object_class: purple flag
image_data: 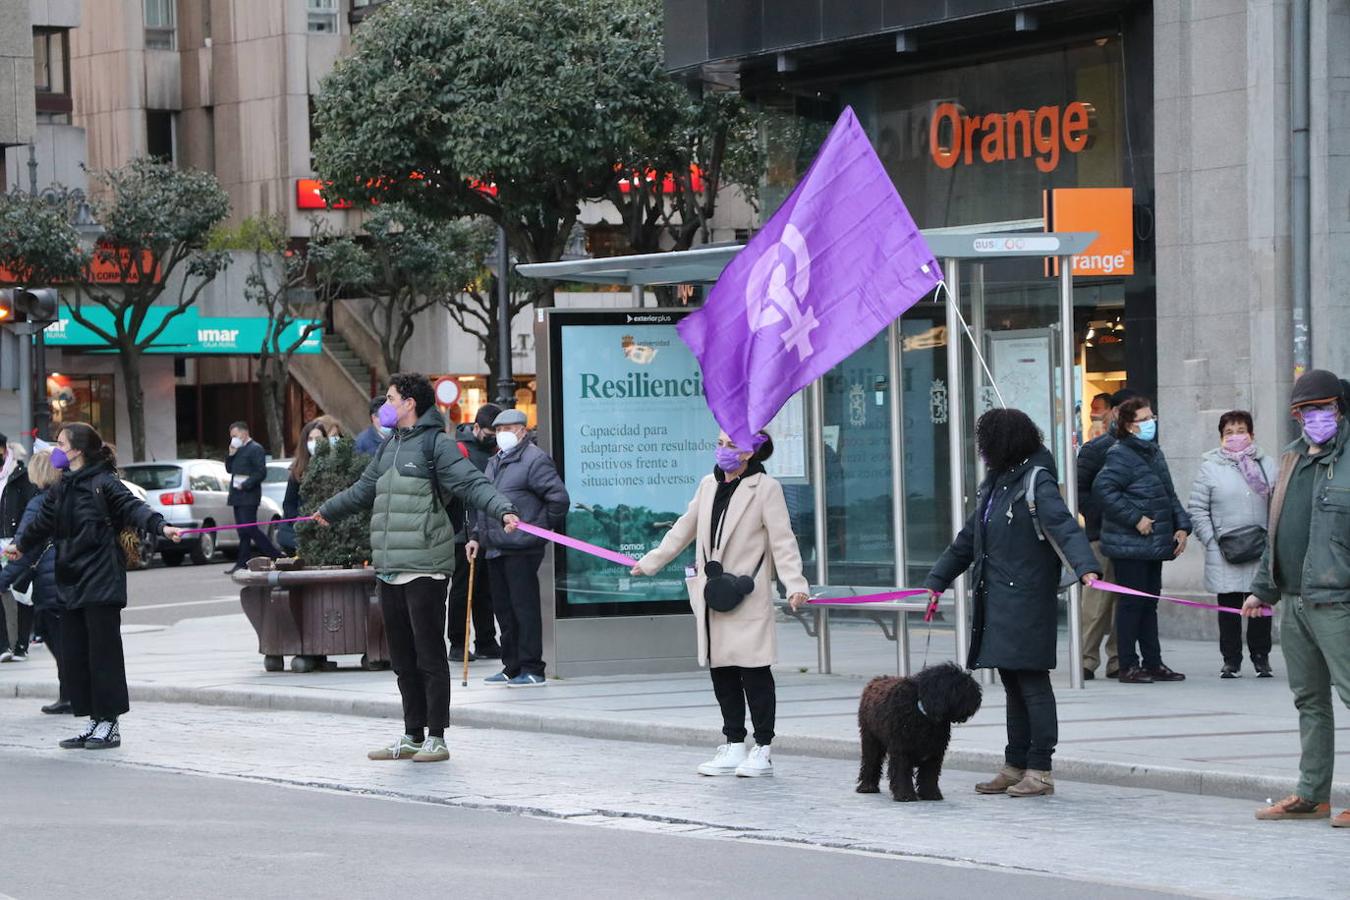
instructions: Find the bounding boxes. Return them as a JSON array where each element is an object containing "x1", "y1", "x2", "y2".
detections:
[{"x1": 678, "y1": 107, "x2": 941, "y2": 449}]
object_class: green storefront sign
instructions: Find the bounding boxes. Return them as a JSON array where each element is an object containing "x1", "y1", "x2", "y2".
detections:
[{"x1": 45, "y1": 307, "x2": 322, "y2": 354}]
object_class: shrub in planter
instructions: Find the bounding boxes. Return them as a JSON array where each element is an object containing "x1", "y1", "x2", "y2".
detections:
[{"x1": 295, "y1": 436, "x2": 371, "y2": 567}]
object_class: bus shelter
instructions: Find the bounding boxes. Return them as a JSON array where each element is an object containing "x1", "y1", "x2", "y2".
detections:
[{"x1": 520, "y1": 228, "x2": 1099, "y2": 687}]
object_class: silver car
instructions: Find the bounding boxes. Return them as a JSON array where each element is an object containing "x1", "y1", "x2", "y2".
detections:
[
  {"x1": 120, "y1": 459, "x2": 283, "y2": 566},
  {"x1": 262, "y1": 459, "x2": 292, "y2": 512}
]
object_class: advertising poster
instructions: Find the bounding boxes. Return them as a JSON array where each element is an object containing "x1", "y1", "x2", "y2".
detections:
[{"x1": 550, "y1": 310, "x2": 803, "y2": 616}]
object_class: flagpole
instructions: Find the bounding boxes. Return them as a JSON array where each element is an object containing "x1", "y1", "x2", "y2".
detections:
[
  {"x1": 1059, "y1": 259, "x2": 1085, "y2": 690},
  {"x1": 942, "y1": 259, "x2": 972, "y2": 675}
]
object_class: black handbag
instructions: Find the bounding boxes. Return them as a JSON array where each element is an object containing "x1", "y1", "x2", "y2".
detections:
[
  {"x1": 1218, "y1": 525, "x2": 1267, "y2": 564},
  {"x1": 702, "y1": 556, "x2": 763, "y2": 613}
]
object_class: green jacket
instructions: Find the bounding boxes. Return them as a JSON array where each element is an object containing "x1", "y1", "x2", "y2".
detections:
[
  {"x1": 1250, "y1": 425, "x2": 1350, "y2": 606},
  {"x1": 318, "y1": 407, "x2": 515, "y2": 575}
]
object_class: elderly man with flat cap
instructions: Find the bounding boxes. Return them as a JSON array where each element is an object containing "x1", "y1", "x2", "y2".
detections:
[
  {"x1": 1247, "y1": 369, "x2": 1350, "y2": 827},
  {"x1": 468, "y1": 409, "x2": 570, "y2": 687}
]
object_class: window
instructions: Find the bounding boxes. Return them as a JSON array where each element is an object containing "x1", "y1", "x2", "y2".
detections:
[
  {"x1": 33, "y1": 29, "x2": 72, "y2": 117},
  {"x1": 50, "y1": 374, "x2": 117, "y2": 444},
  {"x1": 122, "y1": 465, "x2": 184, "y2": 492},
  {"x1": 147, "y1": 110, "x2": 176, "y2": 163},
  {"x1": 144, "y1": 0, "x2": 176, "y2": 50},
  {"x1": 308, "y1": 0, "x2": 339, "y2": 33}
]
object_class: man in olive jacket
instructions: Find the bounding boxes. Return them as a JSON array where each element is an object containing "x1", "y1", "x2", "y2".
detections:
[
  {"x1": 1245, "y1": 369, "x2": 1350, "y2": 827},
  {"x1": 314, "y1": 373, "x2": 518, "y2": 762}
]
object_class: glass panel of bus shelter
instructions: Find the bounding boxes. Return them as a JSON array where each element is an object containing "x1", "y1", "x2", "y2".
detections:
[
  {"x1": 898, "y1": 296, "x2": 954, "y2": 585},
  {"x1": 822, "y1": 329, "x2": 895, "y2": 586}
]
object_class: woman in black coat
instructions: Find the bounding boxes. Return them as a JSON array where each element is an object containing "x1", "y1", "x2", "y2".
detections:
[
  {"x1": 0, "y1": 450, "x2": 67, "y2": 712},
  {"x1": 924, "y1": 409, "x2": 1099, "y2": 798},
  {"x1": 1092, "y1": 396, "x2": 1192, "y2": 684},
  {"x1": 4, "y1": 424, "x2": 184, "y2": 750},
  {"x1": 278, "y1": 418, "x2": 329, "y2": 554}
]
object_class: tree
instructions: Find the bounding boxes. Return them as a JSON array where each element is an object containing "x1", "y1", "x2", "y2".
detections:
[
  {"x1": 311, "y1": 0, "x2": 677, "y2": 309},
  {"x1": 294, "y1": 438, "x2": 371, "y2": 567},
  {"x1": 0, "y1": 159, "x2": 230, "y2": 461},
  {"x1": 209, "y1": 216, "x2": 371, "y2": 457},
  {"x1": 348, "y1": 204, "x2": 484, "y2": 377}
]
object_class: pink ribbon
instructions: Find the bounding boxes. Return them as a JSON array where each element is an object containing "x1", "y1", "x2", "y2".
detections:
[
  {"x1": 1089, "y1": 578, "x2": 1273, "y2": 617},
  {"x1": 514, "y1": 521, "x2": 639, "y2": 568},
  {"x1": 177, "y1": 515, "x2": 315, "y2": 536},
  {"x1": 807, "y1": 589, "x2": 930, "y2": 606}
]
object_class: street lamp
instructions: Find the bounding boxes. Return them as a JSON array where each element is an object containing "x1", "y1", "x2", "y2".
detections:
[{"x1": 489, "y1": 226, "x2": 515, "y2": 407}]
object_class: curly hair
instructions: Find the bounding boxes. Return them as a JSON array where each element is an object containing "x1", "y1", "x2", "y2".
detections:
[
  {"x1": 388, "y1": 372, "x2": 435, "y2": 416},
  {"x1": 974, "y1": 408, "x2": 1042, "y2": 473},
  {"x1": 1115, "y1": 396, "x2": 1154, "y2": 434}
]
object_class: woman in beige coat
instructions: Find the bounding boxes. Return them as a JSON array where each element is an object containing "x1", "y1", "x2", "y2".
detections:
[{"x1": 632, "y1": 432, "x2": 810, "y2": 778}]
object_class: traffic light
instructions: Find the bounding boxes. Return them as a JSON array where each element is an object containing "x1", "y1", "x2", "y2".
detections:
[{"x1": 0, "y1": 288, "x2": 59, "y2": 324}]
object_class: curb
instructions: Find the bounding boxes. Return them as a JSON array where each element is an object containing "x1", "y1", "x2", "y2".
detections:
[{"x1": 8, "y1": 678, "x2": 1347, "y2": 806}]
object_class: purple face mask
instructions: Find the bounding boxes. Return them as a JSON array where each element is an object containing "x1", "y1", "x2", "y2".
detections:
[
  {"x1": 51, "y1": 448, "x2": 70, "y2": 470},
  {"x1": 715, "y1": 447, "x2": 745, "y2": 472},
  {"x1": 378, "y1": 401, "x2": 400, "y2": 429},
  {"x1": 1301, "y1": 408, "x2": 1339, "y2": 445}
]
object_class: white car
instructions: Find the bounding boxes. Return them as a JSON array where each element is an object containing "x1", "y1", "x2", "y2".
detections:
[{"x1": 262, "y1": 459, "x2": 292, "y2": 512}]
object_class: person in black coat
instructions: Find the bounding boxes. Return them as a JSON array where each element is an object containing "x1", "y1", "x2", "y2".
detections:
[
  {"x1": 277, "y1": 419, "x2": 330, "y2": 554},
  {"x1": 225, "y1": 421, "x2": 281, "y2": 573},
  {"x1": 447, "y1": 403, "x2": 501, "y2": 660},
  {"x1": 0, "y1": 450, "x2": 68, "y2": 711},
  {"x1": 924, "y1": 409, "x2": 1099, "y2": 798},
  {"x1": 1092, "y1": 396, "x2": 1193, "y2": 684},
  {"x1": 5, "y1": 423, "x2": 185, "y2": 750}
]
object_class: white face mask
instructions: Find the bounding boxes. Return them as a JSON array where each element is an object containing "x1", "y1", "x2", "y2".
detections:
[
  {"x1": 329, "y1": 436, "x2": 339, "y2": 446},
  {"x1": 229, "y1": 436, "x2": 244, "y2": 450},
  {"x1": 496, "y1": 431, "x2": 521, "y2": 453},
  {"x1": 306, "y1": 440, "x2": 318, "y2": 456}
]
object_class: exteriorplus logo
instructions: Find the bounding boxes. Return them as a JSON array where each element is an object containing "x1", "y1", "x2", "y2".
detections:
[{"x1": 930, "y1": 101, "x2": 1096, "y2": 173}]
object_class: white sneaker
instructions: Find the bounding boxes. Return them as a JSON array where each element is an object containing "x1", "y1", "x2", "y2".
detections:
[
  {"x1": 696, "y1": 742, "x2": 748, "y2": 776},
  {"x1": 735, "y1": 744, "x2": 773, "y2": 778}
]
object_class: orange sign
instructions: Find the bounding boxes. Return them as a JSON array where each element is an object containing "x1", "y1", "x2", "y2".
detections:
[
  {"x1": 0, "y1": 242, "x2": 162, "y2": 285},
  {"x1": 1044, "y1": 188, "x2": 1134, "y2": 277},
  {"x1": 296, "y1": 178, "x2": 354, "y2": 210},
  {"x1": 930, "y1": 101, "x2": 1095, "y2": 173}
]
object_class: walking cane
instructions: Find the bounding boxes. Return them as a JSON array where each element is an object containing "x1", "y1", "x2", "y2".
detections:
[{"x1": 461, "y1": 555, "x2": 476, "y2": 687}]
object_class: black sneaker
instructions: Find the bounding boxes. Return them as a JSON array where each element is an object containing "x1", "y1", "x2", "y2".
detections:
[
  {"x1": 1220, "y1": 664, "x2": 1241, "y2": 679},
  {"x1": 85, "y1": 720, "x2": 121, "y2": 750},
  {"x1": 41, "y1": 700, "x2": 72, "y2": 715},
  {"x1": 449, "y1": 645, "x2": 477, "y2": 662},
  {"x1": 1253, "y1": 657, "x2": 1275, "y2": 678},
  {"x1": 60, "y1": 719, "x2": 98, "y2": 749},
  {"x1": 8, "y1": 646, "x2": 27, "y2": 662},
  {"x1": 1083, "y1": 668, "x2": 1096, "y2": 681}
]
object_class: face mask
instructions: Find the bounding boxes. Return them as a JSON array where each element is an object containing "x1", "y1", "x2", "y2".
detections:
[
  {"x1": 375, "y1": 424, "x2": 391, "y2": 437},
  {"x1": 479, "y1": 433, "x2": 497, "y2": 449},
  {"x1": 1301, "y1": 408, "x2": 1339, "y2": 445},
  {"x1": 715, "y1": 446, "x2": 746, "y2": 472},
  {"x1": 496, "y1": 431, "x2": 520, "y2": 453},
  {"x1": 378, "y1": 402, "x2": 400, "y2": 429},
  {"x1": 329, "y1": 436, "x2": 340, "y2": 446},
  {"x1": 229, "y1": 436, "x2": 244, "y2": 450},
  {"x1": 51, "y1": 448, "x2": 70, "y2": 470},
  {"x1": 1222, "y1": 434, "x2": 1252, "y2": 453},
  {"x1": 1136, "y1": 420, "x2": 1157, "y2": 442},
  {"x1": 306, "y1": 440, "x2": 318, "y2": 456}
]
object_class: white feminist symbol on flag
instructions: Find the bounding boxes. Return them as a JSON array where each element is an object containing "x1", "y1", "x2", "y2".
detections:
[{"x1": 745, "y1": 224, "x2": 820, "y2": 361}]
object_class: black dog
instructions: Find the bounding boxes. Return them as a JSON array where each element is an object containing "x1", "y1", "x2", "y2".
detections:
[{"x1": 856, "y1": 662, "x2": 983, "y2": 802}]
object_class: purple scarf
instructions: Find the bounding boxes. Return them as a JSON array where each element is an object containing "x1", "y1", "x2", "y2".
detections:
[{"x1": 1221, "y1": 441, "x2": 1270, "y2": 497}]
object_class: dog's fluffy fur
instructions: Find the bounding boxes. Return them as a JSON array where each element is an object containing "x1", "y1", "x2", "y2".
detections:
[{"x1": 856, "y1": 662, "x2": 984, "y2": 801}]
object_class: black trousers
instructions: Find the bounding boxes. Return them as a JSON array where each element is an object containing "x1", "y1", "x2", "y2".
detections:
[
  {"x1": 710, "y1": 665, "x2": 776, "y2": 745},
  {"x1": 447, "y1": 541, "x2": 496, "y2": 651},
  {"x1": 380, "y1": 577, "x2": 451, "y2": 738},
  {"x1": 63, "y1": 606, "x2": 129, "y2": 721},
  {"x1": 998, "y1": 668, "x2": 1057, "y2": 771},
  {"x1": 1217, "y1": 591, "x2": 1273, "y2": 667},
  {"x1": 488, "y1": 551, "x2": 546, "y2": 678},
  {"x1": 233, "y1": 504, "x2": 281, "y2": 564},
  {"x1": 1112, "y1": 558, "x2": 1165, "y2": 671},
  {"x1": 38, "y1": 609, "x2": 66, "y2": 700},
  {"x1": 0, "y1": 597, "x2": 33, "y2": 652}
]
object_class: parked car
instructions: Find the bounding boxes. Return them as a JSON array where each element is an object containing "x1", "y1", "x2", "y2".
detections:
[
  {"x1": 120, "y1": 459, "x2": 283, "y2": 566},
  {"x1": 262, "y1": 459, "x2": 292, "y2": 512}
]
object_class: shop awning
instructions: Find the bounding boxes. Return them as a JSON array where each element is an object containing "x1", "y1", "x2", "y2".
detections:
[{"x1": 514, "y1": 217, "x2": 1092, "y2": 285}]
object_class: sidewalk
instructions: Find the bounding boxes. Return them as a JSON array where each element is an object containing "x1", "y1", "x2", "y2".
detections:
[{"x1": 3, "y1": 611, "x2": 1347, "y2": 806}]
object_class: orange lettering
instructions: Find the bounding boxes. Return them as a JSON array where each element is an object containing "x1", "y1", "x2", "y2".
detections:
[
  {"x1": 979, "y1": 114, "x2": 1006, "y2": 163},
  {"x1": 929, "y1": 101, "x2": 1094, "y2": 172},
  {"x1": 929, "y1": 102, "x2": 962, "y2": 170},
  {"x1": 962, "y1": 115, "x2": 981, "y2": 165},
  {"x1": 1007, "y1": 109, "x2": 1033, "y2": 158},
  {"x1": 1033, "y1": 106, "x2": 1059, "y2": 173},
  {"x1": 1063, "y1": 101, "x2": 1091, "y2": 152}
]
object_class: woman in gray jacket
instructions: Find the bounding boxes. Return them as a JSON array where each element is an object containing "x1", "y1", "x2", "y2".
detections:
[{"x1": 1187, "y1": 410, "x2": 1277, "y2": 678}]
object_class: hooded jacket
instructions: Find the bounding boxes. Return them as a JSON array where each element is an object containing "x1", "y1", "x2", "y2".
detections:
[
  {"x1": 1093, "y1": 435, "x2": 1193, "y2": 561},
  {"x1": 17, "y1": 461, "x2": 165, "y2": 609},
  {"x1": 318, "y1": 406, "x2": 515, "y2": 575},
  {"x1": 924, "y1": 447, "x2": 1098, "y2": 671}
]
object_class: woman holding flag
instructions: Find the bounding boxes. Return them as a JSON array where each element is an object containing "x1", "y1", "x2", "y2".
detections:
[{"x1": 632, "y1": 431, "x2": 810, "y2": 779}]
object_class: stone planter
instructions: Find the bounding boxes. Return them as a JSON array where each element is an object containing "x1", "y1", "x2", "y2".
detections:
[{"x1": 233, "y1": 564, "x2": 391, "y2": 673}]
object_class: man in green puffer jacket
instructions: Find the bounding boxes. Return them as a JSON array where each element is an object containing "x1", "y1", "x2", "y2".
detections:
[
  {"x1": 314, "y1": 373, "x2": 518, "y2": 763},
  {"x1": 1244, "y1": 369, "x2": 1350, "y2": 827}
]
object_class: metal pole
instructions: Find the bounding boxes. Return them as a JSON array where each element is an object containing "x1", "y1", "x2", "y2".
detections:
[
  {"x1": 630, "y1": 284, "x2": 643, "y2": 307},
  {"x1": 17, "y1": 326, "x2": 33, "y2": 454},
  {"x1": 809, "y1": 378, "x2": 828, "y2": 589},
  {"x1": 971, "y1": 263, "x2": 988, "y2": 487},
  {"x1": 1059, "y1": 260, "x2": 1084, "y2": 690},
  {"x1": 33, "y1": 327, "x2": 50, "y2": 440},
  {"x1": 887, "y1": 319, "x2": 907, "y2": 585},
  {"x1": 27, "y1": 145, "x2": 38, "y2": 196},
  {"x1": 943, "y1": 259, "x2": 970, "y2": 669},
  {"x1": 1291, "y1": 0, "x2": 1311, "y2": 382},
  {"x1": 494, "y1": 225, "x2": 515, "y2": 407}
]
